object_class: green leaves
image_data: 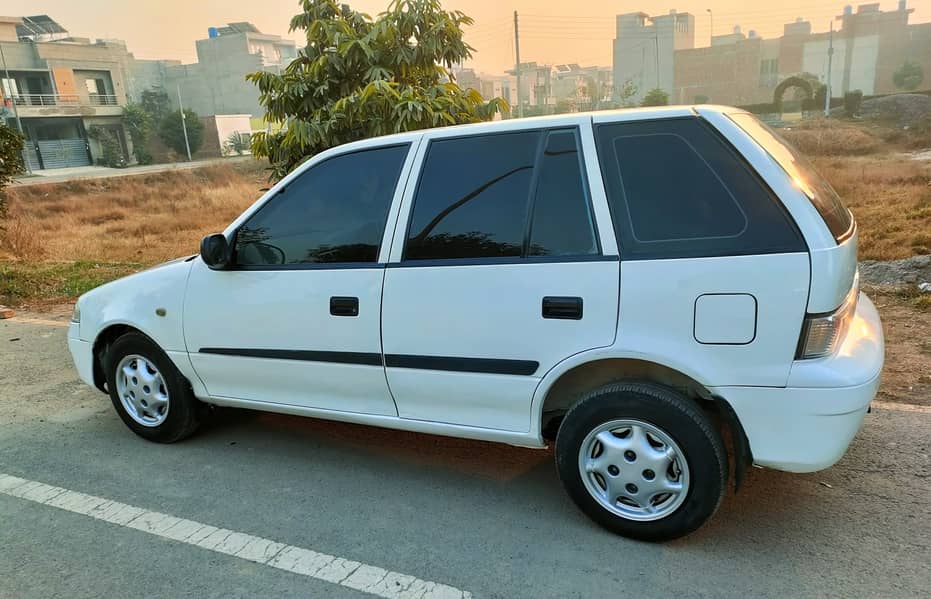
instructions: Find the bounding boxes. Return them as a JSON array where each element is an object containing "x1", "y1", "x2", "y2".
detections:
[
  {"x1": 0, "y1": 124, "x2": 25, "y2": 194},
  {"x1": 249, "y1": 0, "x2": 506, "y2": 180}
]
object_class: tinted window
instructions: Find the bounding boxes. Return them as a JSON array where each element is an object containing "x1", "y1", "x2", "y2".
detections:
[
  {"x1": 235, "y1": 145, "x2": 408, "y2": 266},
  {"x1": 729, "y1": 112, "x2": 853, "y2": 241},
  {"x1": 405, "y1": 131, "x2": 540, "y2": 260},
  {"x1": 612, "y1": 133, "x2": 747, "y2": 242},
  {"x1": 596, "y1": 118, "x2": 805, "y2": 260},
  {"x1": 529, "y1": 131, "x2": 598, "y2": 256}
]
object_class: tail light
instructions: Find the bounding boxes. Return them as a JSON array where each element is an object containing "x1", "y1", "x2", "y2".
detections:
[{"x1": 796, "y1": 275, "x2": 859, "y2": 360}]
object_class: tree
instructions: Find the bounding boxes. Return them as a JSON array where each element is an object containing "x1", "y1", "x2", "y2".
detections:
[
  {"x1": 617, "y1": 79, "x2": 638, "y2": 107},
  {"x1": 140, "y1": 88, "x2": 172, "y2": 125},
  {"x1": 0, "y1": 123, "x2": 24, "y2": 220},
  {"x1": 123, "y1": 102, "x2": 154, "y2": 164},
  {"x1": 0, "y1": 124, "x2": 23, "y2": 191},
  {"x1": 893, "y1": 61, "x2": 924, "y2": 91},
  {"x1": 641, "y1": 88, "x2": 669, "y2": 107},
  {"x1": 247, "y1": 0, "x2": 508, "y2": 179},
  {"x1": 158, "y1": 109, "x2": 204, "y2": 158}
]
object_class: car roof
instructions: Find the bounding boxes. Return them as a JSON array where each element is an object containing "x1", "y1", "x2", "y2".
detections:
[{"x1": 330, "y1": 104, "x2": 743, "y2": 153}]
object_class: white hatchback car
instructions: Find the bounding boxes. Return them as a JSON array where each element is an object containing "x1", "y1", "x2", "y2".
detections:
[{"x1": 68, "y1": 106, "x2": 883, "y2": 541}]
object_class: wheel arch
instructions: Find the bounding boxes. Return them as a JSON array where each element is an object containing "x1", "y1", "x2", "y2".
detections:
[
  {"x1": 534, "y1": 352, "x2": 752, "y2": 489},
  {"x1": 536, "y1": 356, "x2": 715, "y2": 441},
  {"x1": 91, "y1": 323, "x2": 164, "y2": 392}
]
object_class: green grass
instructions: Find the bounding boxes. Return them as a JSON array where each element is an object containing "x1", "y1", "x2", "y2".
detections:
[{"x1": 0, "y1": 261, "x2": 142, "y2": 306}]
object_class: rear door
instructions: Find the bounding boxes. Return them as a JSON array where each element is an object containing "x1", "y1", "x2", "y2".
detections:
[
  {"x1": 381, "y1": 124, "x2": 620, "y2": 432},
  {"x1": 593, "y1": 115, "x2": 811, "y2": 386}
]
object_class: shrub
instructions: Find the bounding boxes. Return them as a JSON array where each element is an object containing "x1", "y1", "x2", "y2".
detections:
[
  {"x1": 224, "y1": 132, "x2": 249, "y2": 156},
  {"x1": 87, "y1": 126, "x2": 126, "y2": 168},
  {"x1": 893, "y1": 61, "x2": 924, "y2": 91},
  {"x1": 158, "y1": 109, "x2": 204, "y2": 158},
  {"x1": 640, "y1": 88, "x2": 669, "y2": 107},
  {"x1": 844, "y1": 90, "x2": 864, "y2": 117}
]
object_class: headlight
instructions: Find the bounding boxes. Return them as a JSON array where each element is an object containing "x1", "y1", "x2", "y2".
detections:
[
  {"x1": 796, "y1": 276, "x2": 858, "y2": 360},
  {"x1": 71, "y1": 302, "x2": 81, "y2": 323}
]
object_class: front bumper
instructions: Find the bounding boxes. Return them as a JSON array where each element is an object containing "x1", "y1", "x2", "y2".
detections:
[
  {"x1": 712, "y1": 292, "x2": 884, "y2": 473},
  {"x1": 68, "y1": 322, "x2": 95, "y2": 388}
]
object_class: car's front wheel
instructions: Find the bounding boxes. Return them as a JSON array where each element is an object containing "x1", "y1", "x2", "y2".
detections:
[
  {"x1": 104, "y1": 332, "x2": 201, "y2": 443},
  {"x1": 555, "y1": 381, "x2": 727, "y2": 541}
]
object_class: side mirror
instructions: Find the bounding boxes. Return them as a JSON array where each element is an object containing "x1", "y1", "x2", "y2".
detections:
[{"x1": 200, "y1": 233, "x2": 232, "y2": 270}]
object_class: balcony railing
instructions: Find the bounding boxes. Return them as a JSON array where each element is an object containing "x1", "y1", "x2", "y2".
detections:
[
  {"x1": 4, "y1": 93, "x2": 119, "y2": 107},
  {"x1": 88, "y1": 94, "x2": 119, "y2": 106}
]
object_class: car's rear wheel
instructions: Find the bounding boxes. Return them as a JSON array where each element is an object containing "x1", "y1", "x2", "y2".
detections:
[
  {"x1": 104, "y1": 332, "x2": 201, "y2": 443},
  {"x1": 555, "y1": 381, "x2": 727, "y2": 541}
]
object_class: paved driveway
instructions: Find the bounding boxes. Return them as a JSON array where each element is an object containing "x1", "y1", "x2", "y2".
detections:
[{"x1": 1, "y1": 317, "x2": 928, "y2": 598}]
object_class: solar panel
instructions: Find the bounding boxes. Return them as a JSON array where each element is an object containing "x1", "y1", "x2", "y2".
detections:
[{"x1": 16, "y1": 15, "x2": 68, "y2": 39}]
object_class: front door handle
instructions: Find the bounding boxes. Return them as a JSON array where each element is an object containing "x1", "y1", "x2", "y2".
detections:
[
  {"x1": 330, "y1": 296, "x2": 359, "y2": 317},
  {"x1": 542, "y1": 296, "x2": 583, "y2": 320}
]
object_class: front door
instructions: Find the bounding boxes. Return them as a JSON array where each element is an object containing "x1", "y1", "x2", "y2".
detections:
[
  {"x1": 381, "y1": 127, "x2": 620, "y2": 432},
  {"x1": 184, "y1": 143, "x2": 413, "y2": 416}
]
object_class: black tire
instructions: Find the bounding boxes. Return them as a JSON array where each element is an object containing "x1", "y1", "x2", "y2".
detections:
[
  {"x1": 555, "y1": 381, "x2": 727, "y2": 542},
  {"x1": 104, "y1": 332, "x2": 201, "y2": 443}
]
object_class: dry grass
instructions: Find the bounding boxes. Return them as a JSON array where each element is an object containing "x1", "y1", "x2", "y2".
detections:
[
  {"x1": 780, "y1": 120, "x2": 887, "y2": 156},
  {"x1": 1, "y1": 161, "x2": 267, "y2": 264},
  {"x1": 811, "y1": 155, "x2": 931, "y2": 260}
]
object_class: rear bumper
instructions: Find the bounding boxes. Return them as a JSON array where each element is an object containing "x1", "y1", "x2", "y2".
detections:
[
  {"x1": 712, "y1": 292, "x2": 884, "y2": 473},
  {"x1": 68, "y1": 323, "x2": 95, "y2": 388}
]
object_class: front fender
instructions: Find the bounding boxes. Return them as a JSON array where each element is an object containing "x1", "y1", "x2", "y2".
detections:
[{"x1": 79, "y1": 258, "x2": 195, "y2": 352}]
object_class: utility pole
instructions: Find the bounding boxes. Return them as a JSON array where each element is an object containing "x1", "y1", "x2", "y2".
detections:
[
  {"x1": 176, "y1": 83, "x2": 193, "y2": 162},
  {"x1": 514, "y1": 10, "x2": 523, "y2": 118},
  {"x1": 824, "y1": 22, "x2": 834, "y2": 117},
  {"x1": 0, "y1": 41, "x2": 31, "y2": 173}
]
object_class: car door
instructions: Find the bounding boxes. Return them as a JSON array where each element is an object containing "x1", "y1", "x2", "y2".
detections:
[
  {"x1": 183, "y1": 142, "x2": 415, "y2": 415},
  {"x1": 381, "y1": 124, "x2": 620, "y2": 432}
]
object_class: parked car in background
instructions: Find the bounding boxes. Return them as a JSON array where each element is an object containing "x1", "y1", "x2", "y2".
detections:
[{"x1": 68, "y1": 106, "x2": 883, "y2": 541}]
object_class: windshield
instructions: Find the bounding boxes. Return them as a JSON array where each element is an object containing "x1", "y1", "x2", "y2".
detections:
[{"x1": 728, "y1": 112, "x2": 854, "y2": 242}]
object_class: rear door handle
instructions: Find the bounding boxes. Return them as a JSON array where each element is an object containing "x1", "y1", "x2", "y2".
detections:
[
  {"x1": 330, "y1": 296, "x2": 359, "y2": 317},
  {"x1": 542, "y1": 296, "x2": 583, "y2": 320}
]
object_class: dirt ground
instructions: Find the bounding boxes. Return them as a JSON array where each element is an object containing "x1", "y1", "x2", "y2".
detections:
[{"x1": 866, "y1": 290, "x2": 931, "y2": 408}]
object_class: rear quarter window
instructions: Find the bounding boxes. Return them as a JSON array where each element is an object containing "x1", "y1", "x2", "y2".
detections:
[
  {"x1": 728, "y1": 112, "x2": 854, "y2": 242},
  {"x1": 595, "y1": 117, "x2": 806, "y2": 260}
]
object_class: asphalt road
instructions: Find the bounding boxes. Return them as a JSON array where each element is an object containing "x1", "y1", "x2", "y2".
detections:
[{"x1": 1, "y1": 317, "x2": 929, "y2": 598}]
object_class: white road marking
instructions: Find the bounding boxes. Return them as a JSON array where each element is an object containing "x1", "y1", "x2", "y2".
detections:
[
  {"x1": 0, "y1": 473, "x2": 470, "y2": 599},
  {"x1": 871, "y1": 401, "x2": 931, "y2": 415}
]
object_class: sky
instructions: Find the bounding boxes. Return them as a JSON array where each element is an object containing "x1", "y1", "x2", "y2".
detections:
[{"x1": 5, "y1": 1, "x2": 930, "y2": 74}]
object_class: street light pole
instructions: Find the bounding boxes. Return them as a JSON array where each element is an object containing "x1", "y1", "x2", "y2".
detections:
[
  {"x1": 0, "y1": 41, "x2": 31, "y2": 173},
  {"x1": 706, "y1": 9, "x2": 713, "y2": 45},
  {"x1": 176, "y1": 83, "x2": 192, "y2": 162}
]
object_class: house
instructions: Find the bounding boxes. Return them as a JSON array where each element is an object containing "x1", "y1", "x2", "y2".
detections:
[{"x1": 0, "y1": 15, "x2": 136, "y2": 170}]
